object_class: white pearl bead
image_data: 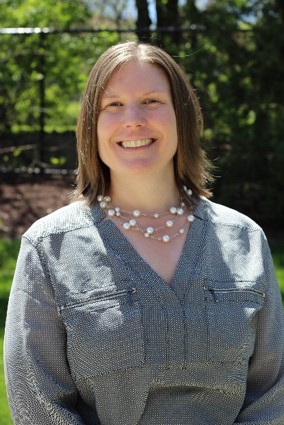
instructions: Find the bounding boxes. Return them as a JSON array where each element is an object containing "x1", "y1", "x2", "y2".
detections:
[
  {"x1": 166, "y1": 220, "x2": 174, "y2": 228},
  {"x1": 187, "y1": 214, "x2": 194, "y2": 222},
  {"x1": 105, "y1": 196, "x2": 111, "y2": 202},
  {"x1": 154, "y1": 213, "x2": 159, "y2": 218},
  {"x1": 97, "y1": 195, "x2": 104, "y2": 202},
  {"x1": 146, "y1": 227, "x2": 154, "y2": 234},
  {"x1": 187, "y1": 189, "x2": 193, "y2": 196},
  {"x1": 129, "y1": 219, "x2": 136, "y2": 227},
  {"x1": 100, "y1": 201, "x2": 107, "y2": 209},
  {"x1": 108, "y1": 209, "x2": 115, "y2": 217},
  {"x1": 123, "y1": 222, "x2": 131, "y2": 230},
  {"x1": 133, "y1": 210, "x2": 141, "y2": 217},
  {"x1": 170, "y1": 207, "x2": 177, "y2": 214},
  {"x1": 162, "y1": 235, "x2": 170, "y2": 243},
  {"x1": 144, "y1": 232, "x2": 150, "y2": 238},
  {"x1": 177, "y1": 208, "x2": 184, "y2": 215},
  {"x1": 179, "y1": 228, "x2": 185, "y2": 234}
]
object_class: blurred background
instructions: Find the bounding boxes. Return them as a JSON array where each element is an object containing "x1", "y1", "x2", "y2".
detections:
[
  {"x1": 1, "y1": 0, "x2": 284, "y2": 233},
  {"x1": 0, "y1": 1, "x2": 284, "y2": 423}
]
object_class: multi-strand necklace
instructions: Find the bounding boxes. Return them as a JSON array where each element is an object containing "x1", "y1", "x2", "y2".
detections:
[{"x1": 97, "y1": 186, "x2": 194, "y2": 243}]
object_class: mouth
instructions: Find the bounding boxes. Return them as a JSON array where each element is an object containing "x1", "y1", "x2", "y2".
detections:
[{"x1": 118, "y1": 138, "x2": 155, "y2": 149}]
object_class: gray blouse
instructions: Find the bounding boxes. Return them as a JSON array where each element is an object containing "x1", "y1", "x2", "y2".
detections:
[{"x1": 4, "y1": 198, "x2": 284, "y2": 424}]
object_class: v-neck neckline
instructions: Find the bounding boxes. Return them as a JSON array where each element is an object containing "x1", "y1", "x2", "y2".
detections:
[{"x1": 93, "y1": 200, "x2": 207, "y2": 289}]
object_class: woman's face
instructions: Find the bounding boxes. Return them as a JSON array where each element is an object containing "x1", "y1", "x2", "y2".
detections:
[{"x1": 97, "y1": 60, "x2": 178, "y2": 181}]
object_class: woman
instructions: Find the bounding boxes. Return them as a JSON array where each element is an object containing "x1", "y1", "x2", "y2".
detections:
[{"x1": 4, "y1": 41, "x2": 284, "y2": 424}]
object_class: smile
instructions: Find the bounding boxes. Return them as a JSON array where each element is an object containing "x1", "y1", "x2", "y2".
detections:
[{"x1": 120, "y1": 139, "x2": 154, "y2": 148}]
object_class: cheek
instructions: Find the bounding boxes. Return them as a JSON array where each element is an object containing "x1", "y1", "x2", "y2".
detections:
[
  {"x1": 164, "y1": 110, "x2": 178, "y2": 141},
  {"x1": 97, "y1": 113, "x2": 117, "y2": 142},
  {"x1": 96, "y1": 118, "x2": 106, "y2": 160},
  {"x1": 96, "y1": 115, "x2": 105, "y2": 141},
  {"x1": 159, "y1": 107, "x2": 177, "y2": 129},
  {"x1": 96, "y1": 115, "x2": 110, "y2": 154}
]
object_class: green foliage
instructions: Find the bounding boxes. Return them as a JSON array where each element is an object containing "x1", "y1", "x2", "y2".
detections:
[
  {"x1": 0, "y1": 238, "x2": 20, "y2": 425},
  {"x1": 271, "y1": 241, "x2": 284, "y2": 292},
  {"x1": 177, "y1": 0, "x2": 284, "y2": 224},
  {"x1": 0, "y1": 0, "x2": 129, "y2": 137},
  {"x1": 0, "y1": 0, "x2": 88, "y2": 134},
  {"x1": 0, "y1": 0, "x2": 91, "y2": 28},
  {"x1": 0, "y1": 0, "x2": 284, "y2": 223}
]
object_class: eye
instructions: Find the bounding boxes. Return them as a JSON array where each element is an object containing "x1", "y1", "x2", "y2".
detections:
[
  {"x1": 107, "y1": 101, "x2": 123, "y2": 108},
  {"x1": 100, "y1": 100, "x2": 124, "y2": 111},
  {"x1": 143, "y1": 98, "x2": 160, "y2": 105}
]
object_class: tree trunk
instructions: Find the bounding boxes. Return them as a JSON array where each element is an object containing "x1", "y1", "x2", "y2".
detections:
[
  {"x1": 275, "y1": 0, "x2": 284, "y2": 23},
  {"x1": 156, "y1": 0, "x2": 180, "y2": 45},
  {"x1": 135, "y1": 0, "x2": 152, "y2": 42}
]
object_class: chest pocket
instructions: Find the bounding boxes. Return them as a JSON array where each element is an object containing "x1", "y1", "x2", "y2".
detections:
[
  {"x1": 205, "y1": 286, "x2": 265, "y2": 363},
  {"x1": 60, "y1": 287, "x2": 145, "y2": 380}
]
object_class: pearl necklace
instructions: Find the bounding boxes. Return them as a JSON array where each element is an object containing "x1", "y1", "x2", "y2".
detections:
[{"x1": 97, "y1": 186, "x2": 194, "y2": 243}]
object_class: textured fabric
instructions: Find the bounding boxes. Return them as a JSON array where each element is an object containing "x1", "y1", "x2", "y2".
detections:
[{"x1": 4, "y1": 198, "x2": 284, "y2": 424}]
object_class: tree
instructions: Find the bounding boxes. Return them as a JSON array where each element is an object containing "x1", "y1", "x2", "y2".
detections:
[
  {"x1": 179, "y1": 0, "x2": 284, "y2": 224},
  {"x1": 156, "y1": 0, "x2": 180, "y2": 46},
  {"x1": 135, "y1": 0, "x2": 181, "y2": 46},
  {"x1": 135, "y1": 0, "x2": 152, "y2": 42},
  {"x1": 87, "y1": 0, "x2": 134, "y2": 29},
  {"x1": 1, "y1": 0, "x2": 283, "y2": 224},
  {"x1": 0, "y1": 0, "x2": 123, "y2": 169},
  {"x1": 0, "y1": 0, "x2": 91, "y2": 134}
]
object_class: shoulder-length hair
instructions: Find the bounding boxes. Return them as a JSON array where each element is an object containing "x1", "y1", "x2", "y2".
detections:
[{"x1": 72, "y1": 41, "x2": 213, "y2": 204}]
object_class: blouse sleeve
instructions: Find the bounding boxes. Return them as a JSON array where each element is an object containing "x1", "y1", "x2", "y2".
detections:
[
  {"x1": 4, "y1": 236, "x2": 88, "y2": 424},
  {"x1": 234, "y1": 234, "x2": 284, "y2": 424}
]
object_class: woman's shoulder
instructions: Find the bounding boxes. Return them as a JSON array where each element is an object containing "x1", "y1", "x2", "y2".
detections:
[
  {"x1": 195, "y1": 197, "x2": 263, "y2": 234},
  {"x1": 23, "y1": 201, "x2": 101, "y2": 244}
]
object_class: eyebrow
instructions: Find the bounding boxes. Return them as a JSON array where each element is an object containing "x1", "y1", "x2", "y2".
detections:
[
  {"x1": 101, "y1": 90, "x2": 168, "y2": 99},
  {"x1": 101, "y1": 93, "x2": 119, "y2": 99}
]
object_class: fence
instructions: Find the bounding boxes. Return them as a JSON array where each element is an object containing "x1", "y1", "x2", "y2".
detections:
[
  {"x1": 0, "y1": 26, "x2": 206, "y2": 175},
  {"x1": 1, "y1": 25, "x2": 284, "y2": 226}
]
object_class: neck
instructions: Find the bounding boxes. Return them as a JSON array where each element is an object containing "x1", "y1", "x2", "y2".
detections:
[{"x1": 109, "y1": 173, "x2": 180, "y2": 214}]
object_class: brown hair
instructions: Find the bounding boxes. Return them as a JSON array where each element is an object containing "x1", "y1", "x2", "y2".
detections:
[{"x1": 72, "y1": 41, "x2": 213, "y2": 204}]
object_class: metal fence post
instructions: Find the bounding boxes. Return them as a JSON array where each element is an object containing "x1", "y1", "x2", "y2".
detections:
[{"x1": 38, "y1": 30, "x2": 46, "y2": 172}]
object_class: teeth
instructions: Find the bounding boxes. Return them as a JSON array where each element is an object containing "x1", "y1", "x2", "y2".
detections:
[{"x1": 121, "y1": 139, "x2": 153, "y2": 148}]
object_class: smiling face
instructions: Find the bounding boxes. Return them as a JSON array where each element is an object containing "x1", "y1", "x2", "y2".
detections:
[{"x1": 97, "y1": 60, "x2": 178, "y2": 182}]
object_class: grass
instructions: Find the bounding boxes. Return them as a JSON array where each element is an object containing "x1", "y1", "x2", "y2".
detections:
[
  {"x1": 0, "y1": 237, "x2": 283, "y2": 424},
  {"x1": 271, "y1": 241, "x2": 284, "y2": 295},
  {"x1": 0, "y1": 238, "x2": 20, "y2": 425}
]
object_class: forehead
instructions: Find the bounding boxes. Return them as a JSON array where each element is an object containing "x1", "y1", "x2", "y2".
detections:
[{"x1": 103, "y1": 60, "x2": 171, "y2": 93}]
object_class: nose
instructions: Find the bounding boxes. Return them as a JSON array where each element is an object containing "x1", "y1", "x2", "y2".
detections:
[{"x1": 122, "y1": 104, "x2": 146, "y2": 128}]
